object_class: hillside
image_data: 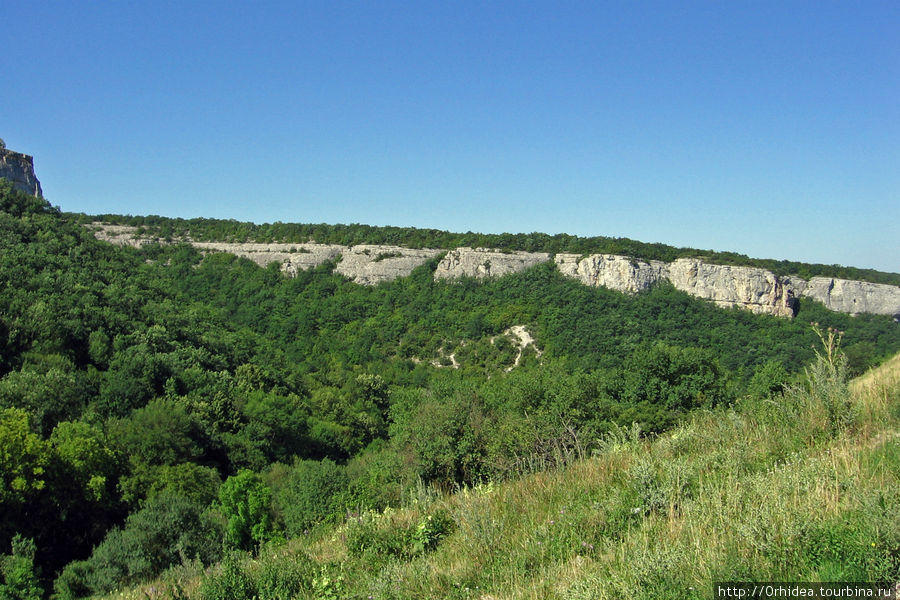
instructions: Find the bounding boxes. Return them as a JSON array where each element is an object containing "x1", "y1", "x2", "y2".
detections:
[
  {"x1": 81, "y1": 213, "x2": 900, "y2": 288},
  {"x1": 105, "y1": 340, "x2": 900, "y2": 600},
  {"x1": 1, "y1": 180, "x2": 899, "y2": 599},
  {"x1": 85, "y1": 222, "x2": 900, "y2": 320}
]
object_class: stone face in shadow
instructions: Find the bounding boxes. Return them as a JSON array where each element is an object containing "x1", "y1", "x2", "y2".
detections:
[{"x1": 0, "y1": 148, "x2": 42, "y2": 197}]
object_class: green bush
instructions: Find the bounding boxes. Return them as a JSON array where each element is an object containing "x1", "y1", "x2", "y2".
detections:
[
  {"x1": 747, "y1": 360, "x2": 791, "y2": 399},
  {"x1": 412, "y1": 508, "x2": 455, "y2": 554},
  {"x1": 345, "y1": 441, "x2": 407, "y2": 511},
  {"x1": 345, "y1": 512, "x2": 415, "y2": 562},
  {"x1": 198, "y1": 554, "x2": 254, "y2": 600},
  {"x1": 253, "y1": 550, "x2": 316, "y2": 599},
  {"x1": 805, "y1": 325, "x2": 854, "y2": 434},
  {"x1": 389, "y1": 389, "x2": 489, "y2": 488},
  {"x1": 53, "y1": 493, "x2": 223, "y2": 597},
  {"x1": 219, "y1": 470, "x2": 277, "y2": 551},
  {"x1": 0, "y1": 535, "x2": 42, "y2": 600},
  {"x1": 276, "y1": 458, "x2": 349, "y2": 537},
  {"x1": 346, "y1": 508, "x2": 455, "y2": 563}
]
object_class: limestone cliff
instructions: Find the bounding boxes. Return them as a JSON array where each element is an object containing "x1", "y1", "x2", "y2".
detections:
[
  {"x1": 554, "y1": 254, "x2": 666, "y2": 294},
  {"x1": 89, "y1": 224, "x2": 343, "y2": 274},
  {"x1": 434, "y1": 248, "x2": 551, "y2": 280},
  {"x1": 792, "y1": 277, "x2": 900, "y2": 317},
  {"x1": 87, "y1": 223, "x2": 900, "y2": 319},
  {"x1": 0, "y1": 148, "x2": 43, "y2": 197},
  {"x1": 334, "y1": 245, "x2": 442, "y2": 285},
  {"x1": 191, "y1": 242, "x2": 343, "y2": 275},
  {"x1": 555, "y1": 254, "x2": 795, "y2": 317},
  {"x1": 666, "y1": 259, "x2": 795, "y2": 318}
]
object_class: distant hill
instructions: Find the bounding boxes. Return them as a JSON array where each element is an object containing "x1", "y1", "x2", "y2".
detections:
[
  {"x1": 79, "y1": 212, "x2": 900, "y2": 287},
  {"x1": 84, "y1": 218, "x2": 900, "y2": 320}
]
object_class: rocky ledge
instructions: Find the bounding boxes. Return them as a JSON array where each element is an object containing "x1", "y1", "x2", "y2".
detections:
[
  {"x1": 0, "y1": 148, "x2": 43, "y2": 197},
  {"x1": 86, "y1": 224, "x2": 900, "y2": 319},
  {"x1": 792, "y1": 277, "x2": 900, "y2": 317},
  {"x1": 434, "y1": 247, "x2": 551, "y2": 280},
  {"x1": 554, "y1": 254, "x2": 899, "y2": 319},
  {"x1": 334, "y1": 245, "x2": 443, "y2": 285}
]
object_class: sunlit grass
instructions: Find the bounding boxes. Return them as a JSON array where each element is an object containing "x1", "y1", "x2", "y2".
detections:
[{"x1": 106, "y1": 352, "x2": 900, "y2": 599}]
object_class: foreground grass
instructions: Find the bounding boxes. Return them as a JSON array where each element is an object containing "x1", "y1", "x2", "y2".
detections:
[{"x1": 109, "y1": 352, "x2": 900, "y2": 600}]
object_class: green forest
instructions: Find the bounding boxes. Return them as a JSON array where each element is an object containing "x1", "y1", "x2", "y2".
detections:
[{"x1": 2, "y1": 179, "x2": 900, "y2": 598}]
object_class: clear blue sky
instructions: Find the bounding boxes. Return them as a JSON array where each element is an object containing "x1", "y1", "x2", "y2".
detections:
[{"x1": 3, "y1": 1, "x2": 898, "y2": 272}]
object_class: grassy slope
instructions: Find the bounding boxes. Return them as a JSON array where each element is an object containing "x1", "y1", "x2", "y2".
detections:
[{"x1": 109, "y1": 352, "x2": 900, "y2": 600}]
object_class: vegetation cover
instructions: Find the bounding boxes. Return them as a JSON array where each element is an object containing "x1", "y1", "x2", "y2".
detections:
[
  {"x1": 1, "y1": 179, "x2": 899, "y2": 597},
  {"x1": 123, "y1": 334, "x2": 900, "y2": 600},
  {"x1": 79, "y1": 212, "x2": 900, "y2": 286}
]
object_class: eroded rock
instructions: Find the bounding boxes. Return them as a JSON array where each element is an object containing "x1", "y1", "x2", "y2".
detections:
[
  {"x1": 666, "y1": 258, "x2": 795, "y2": 318},
  {"x1": 555, "y1": 254, "x2": 667, "y2": 294},
  {"x1": 0, "y1": 148, "x2": 43, "y2": 197},
  {"x1": 86, "y1": 223, "x2": 900, "y2": 319},
  {"x1": 794, "y1": 276, "x2": 900, "y2": 317},
  {"x1": 433, "y1": 247, "x2": 551, "y2": 280},
  {"x1": 334, "y1": 245, "x2": 442, "y2": 285}
]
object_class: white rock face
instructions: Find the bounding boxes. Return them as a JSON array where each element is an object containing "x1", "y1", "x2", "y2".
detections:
[
  {"x1": 554, "y1": 254, "x2": 666, "y2": 294},
  {"x1": 666, "y1": 259, "x2": 795, "y2": 318},
  {"x1": 433, "y1": 248, "x2": 551, "y2": 280},
  {"x1": 86, "y1": 223, "x2": 900, "y2": 319},
  {"x1": 192, "y1": 242, "x2": 343, "y2": 275},
  {"x1": 556, "y1": 254, "x2": 795, "y2": 317},
  {"x1": 334, "y1": 245, "x2": 442, "y2": 285},
  {"x1": 795, "y1": 277, "x2": 900, "y2": 317}
]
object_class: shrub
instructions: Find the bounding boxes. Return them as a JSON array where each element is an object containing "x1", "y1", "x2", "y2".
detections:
[
  {"x1": 389, "y1": 390, "x2": 489, "y2": 488},
  {"x1": 276, "y1": 458, "x2": 349, "y2": 537},
  {"x1": 0, "y1": 535, "x2": 42, "y2": 600},
  {"x1": 346, "y1": 508, "x2": 455, "y2": 562},
  {"x1": 345, "y1": 442, "x2": 407, "y2": 511},
  {"x1": 219, "y1": 470, "x2": 277, "y2": 550},
  {"x1": 198, "y1": 554, "x2": 254, "y2": 600},
  {"x1": 806, "y1": 325, "x2": 853, "y2": 434},
  {"x1": 748, "y1": 360, "x2": 791, "y2": 399},
  {"x1": 345, "y1": 511, "x2": 414, "y2": 562},
  {"x1": 53, "y1": 494, "x2": 223, "y2": 597},
  {"x1": 412, "y1": 508, "x2": 455, "y2": 554}
]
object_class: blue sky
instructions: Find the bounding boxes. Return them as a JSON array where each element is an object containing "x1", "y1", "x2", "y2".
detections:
[{"x1": 3, "y1": 1, "x2": 898, "y2": 272}]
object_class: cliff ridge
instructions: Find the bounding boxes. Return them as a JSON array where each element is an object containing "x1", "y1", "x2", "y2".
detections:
[
  {"x1": 0, "y1": 146, "x2": 43, "y2": 197},
  {"x1": 88, "y1": 223, "x2": 900, "y2": 320}
]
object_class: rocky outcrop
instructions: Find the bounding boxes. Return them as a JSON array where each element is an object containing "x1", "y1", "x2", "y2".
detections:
[
  {"x1": 192, "y1": 242, "x2": 343, "y2": 275},
  {"x1": 89, "y1": 223, "x2": 157, "y2": 247},
  {"x1": 89, "y1": 224, "x2": 343, "y2": 273},
  {"x1": 666, "y1": 259, "x2": 795, "y2": 317},
  {"x1": 434, "y1": 247, "x2": 551, "y2": 280},
  {"x1": 334, "y1": 245, "x2": 442, "y2": 285},
  {"x1": 0, "y1": 148, "x2": 43, "y2": 196},
  {"x1": 555, "y1": 254, "x2": 666, "y2": 294},
  {"x1": 555, "y1": 254, "x2": 900, "y2": 318},
  {"x1": 792, "y1": 277, "x2": 900, "y2": 317},
  {"x1": 87, "y1": 223, "x2": 900, "y2": 319},
  {"x1": 556, "y1": 254, "x2": 794, "y2": 317}
]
